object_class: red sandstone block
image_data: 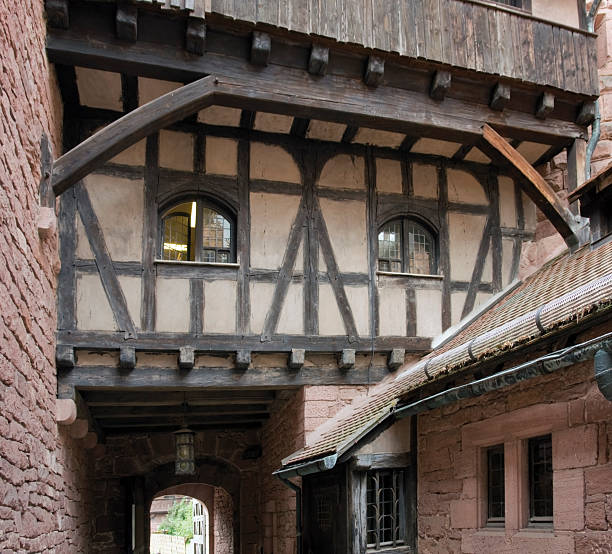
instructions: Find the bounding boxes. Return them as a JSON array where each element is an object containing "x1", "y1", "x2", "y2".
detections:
[
  {"x1": 554, "y1": 468, "x2": 585, "y2": 531},
  {"x1": 303, "y1": 386, "x2": 338, "y2": 402},
  {"x1": 553, "y1": 425, "x2": 598, "y2": 470},
  {"x1": 575, "y1": 531, "x2": 612, "y2": 553},
  {"x1": 585, "y1": 386, "x2": 612, "y2": 422},
  {"x1": 585, "y1": 501, "x2": 607, "y2": 530},
  {"x1": 450, "y1": 499, "x2": 477, "y2": 529},
  {"x1": 569, "y1": 399, "x2": 586, "y2": 427},
  {"x1": 585, "y1": 465, "x2": 612, "y2": 495}
]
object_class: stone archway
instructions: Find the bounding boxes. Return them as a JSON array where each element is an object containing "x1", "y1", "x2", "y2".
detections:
[{"x1": 144, "y1": 457, "x2": 241, "y2": 554}]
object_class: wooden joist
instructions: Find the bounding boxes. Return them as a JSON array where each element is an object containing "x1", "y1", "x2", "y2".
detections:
[
  {"x1": 364, "y1": 56, "x2": 384, "y2": 87},
  {"x1": 46, "y1": 0, "x2": 69, "y2": 29},
  {"x1": 479, "y1": 124, "x2": 581, "y2": 247},
  {"x1": 119, "y1": 346, "x2": 136, "y2": 369},
  {"x1": 116, "y1": 3, "x2": 138, "y2": 41},
  {"x1": 430, "y1": 71, "x2": 451, "y2": 101},
  {"x1": 490, "y1": 83, "x2": 511, "y2": 111},
  {"x1": 251, "y1": 31, "x2": 271, "y2": 66},
  {"x1": 186, "y1": 18, "x2": 206, "y2": 55},
  {"x1": 309, "y1": 45, "x2": 329, "y2": 76},
  {"x1": 388, "y1": 348, "x2": 405, "y2": 370},
  {"x1": 536, "y1": 92, "x2": 555, "y2": 120},
  {"x1": 179, "y1": 346, "x2": 195, "y2": 369}
]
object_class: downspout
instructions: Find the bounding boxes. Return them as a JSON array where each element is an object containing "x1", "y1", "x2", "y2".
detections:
[
  {"x1": 276, "y1": 475, "x2": 302, "y2": 554},
  {"x1": 395, "y1": 332, "x2": 612, "y2": 418},
  {"x1": 585, "y1": 0, "x2": 604, "y2": 180}
]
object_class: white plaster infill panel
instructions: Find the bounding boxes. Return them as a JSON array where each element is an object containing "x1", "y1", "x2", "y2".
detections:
[
  {"x1": 197, "y1": 105, "x2": 242, "y2": 126},
  {"x1": 75, "y1": 67, "x2": 123, "y2": 111},
  {"x1": 249, "y1": 281, "x2": 275, "y2": 334},
  {"x1": 250, "y1": 143, "x2": 301, "y2": 184},
  {"x1": 448, "y1": 213, "x2": 487, "y2": 282},
  {"x1": 253, "y1": 112, "x2": 293, "y2": 134},
  {"x1": 378, "y1": 286, "x2": 407, "y2": 337},
  {"x1": 83, "y1": 175, "x2": 144, "y2": 262},
  {"x1": 159, "y1": 130, "x2": 194, "y2": 172},
  {"x1": 76, "y1": 273, "x2": 117, "y2": 331},
  {"x1": 319, "y1": 154, "x2": 365, "y2": 189},
  {"x1": 306, "y1": 120, "x2": 346, "y2": 142},
  {"x1": 412, "y1": 163, "x2": 438, "y2": 199},
  {"x1": 156, "y1": 277, "x2": 190, "y2": 333},
  {"x1": 205, "y1": 137, "x2": 237, "y2": 176},
  {"x1": 447, "y1": 169, "x2": 488, "y2": 205},
  {"x1": 346, "y1": 285, "x2": 369, "y2": 337},
  {"x1": 250, "y1": 192, "x2": 301, "y2": 270},
  {"x1": 498, "y1": 176, "x2": 517, "y2": 228},
  {"x1": 277, "y1": 282, "x2": 303, "y2": 335},
  {"x1": 110, "y1": 139, "x2": 146, "y2": 167},
  {"x1": 138, "y1": 77, "x2": 181, "y2": 106},
  {"x1": 318, "y1": 283, "x2": 344, "y2": 335},
  {"x1": 415, "y1": 288, "x2": 442, "y2": 338},
  {"x1": 319, "y1": 198, "x2": 368, "y2": 273},
  {"x1": 204, "y1": 280, "x2": 236, "y2": 334},
  {"x1": 376, "y1": 158, "x2": 403, "y2": 194}
]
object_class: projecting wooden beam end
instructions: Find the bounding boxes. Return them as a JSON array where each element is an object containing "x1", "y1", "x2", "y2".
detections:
[
  {"x1": 116, "y1": 4, "x2": 138, "y2": 42},
  {"x1": 339, "y1": 349, "x2": 356, "y2": 370},
  {"x1": 119, "y1": 346, "x2": 136, "y2": 369},
  {"x1": 536, "y1": 92, "x2": 555, "y2": 120},
  {"x1": 430, "y1": 71, "x2": 451, "y2": 101},
  {"x1": 251, "y1": 31, "x2": 271, "y2": 66},
  {"x1": 46, "y1": 0, "x2": 69, "y2": 29},
  {"x1": 186, "y1": 19, "x2": 206, "y2": 56},
  {"x1": 56, "y1": 398, "x2": 77, "y2": 426},
  {"x1": 308, "y1": 44, "x2": 329, "y2": 76},
  {"x1": 576, "y1": 101, "x2": 597, "y2": 126},
  {"x1": 289, "y1": 348, "x2": 306, "y2": 369},
  {"x1": 388, "y1": 348, "x2": 405, "y2": 371},
  {"x1": 179, "y1": 346, "x2": 195, "y2": 370},
  {"x1": 364, "y1": 56, "x2": 384, "y2": 87},
  {"x1": 56, "y1": 345, "x2": 75, "y2": 369},
  {"x1": 236, "y1": 350, "x2": 251, "y2": 369},
  {"x1": 69, "y1": 419, "x2": 89, "y2": 440},
  {"x1": 490, "y1": 83, "x2": 511, "y2": 111}
]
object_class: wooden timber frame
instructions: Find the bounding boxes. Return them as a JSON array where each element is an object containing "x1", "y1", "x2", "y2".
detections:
[{"x1": 50, "y1": 73, "x2": 582, "y2": 247}]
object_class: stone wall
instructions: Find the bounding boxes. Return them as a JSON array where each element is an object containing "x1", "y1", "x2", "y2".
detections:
[
  {"x1": 417, "y1": 325, "x2": 612, "y2": 553},
  {"x1": 214, "y1": 486, "x2": 234, "y2": 553},
  {"x1": 0, "y1": 1, "x2": 95, "y2": 552}
]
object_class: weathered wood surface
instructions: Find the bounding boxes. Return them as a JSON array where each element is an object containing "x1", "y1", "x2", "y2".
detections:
[
  {"x1": 208, "y1": 0, "x2": 597, "y2": 96},
  {"x1": 479, "y1": 124, "x2": 581, "y2": 246}
]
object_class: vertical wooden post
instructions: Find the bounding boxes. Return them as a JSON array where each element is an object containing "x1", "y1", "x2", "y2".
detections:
[{"x1": 133, "y1": 477, "x2": 146, "y2": 553}]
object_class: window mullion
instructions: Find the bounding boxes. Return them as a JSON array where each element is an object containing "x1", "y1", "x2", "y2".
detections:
[
  {"x1": 194, "y1": 200, "x2": 204, "y2": 262},
  {"x1": 402, "y1": 219, "x2": 409, "y2": 273}
]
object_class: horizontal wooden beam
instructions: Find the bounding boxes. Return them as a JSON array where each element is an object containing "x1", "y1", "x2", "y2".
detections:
[
  {"x1": 46, "y1": 33, "x2": 583, "y2": 168},
  {"x1": 57, "y1": 331, "x2": 431, "y2": 353},
  {"x1": 90, "y1": 404, "x2": 271, "y2": 418},
  {"x1": 82, "y1": 390, "x2": 277, "y2": 406},
  {"x1": 59, "y1": 364, "x2": 391, "y2": 389},
  {"x1": 479, "y1": 124, "x2": 582, "y2": 247}
]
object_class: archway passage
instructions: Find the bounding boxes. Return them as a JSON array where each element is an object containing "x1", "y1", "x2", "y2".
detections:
[{"x1": 149, "y1": 484, "x2": 234, "y2": 554}]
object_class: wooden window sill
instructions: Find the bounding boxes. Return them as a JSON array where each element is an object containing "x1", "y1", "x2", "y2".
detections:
[
  {"x1": 376, "y1": 270, "x2": 443, "y2": 279},
  {"x1": 154, "y1": 259, "x2": 239, "y2": 268}
]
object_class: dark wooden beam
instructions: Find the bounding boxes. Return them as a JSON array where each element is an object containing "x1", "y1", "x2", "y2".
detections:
[
  {"x1": 430, "y1": 71, "x2": 451, "y2": 101},
  {"x1": 479, "y1": 124, "x2": 581, "y2": 246},
  {"x1": 239, "y1": 110, "x2": 255, "y2": 129},
  {"x1": 308, "y1": 44, "x2": 329, "y2": 76},
  {"x1": 290, "y1": 117, "x2": 310, "y2": 138},
  {"x1": 119, "y1": 346, "x2": 136, "y2": 370},
  {"x1": 186, "y1": 18, "x2": 206, "y2": 56},
  {"x1": 364, "y1": 56, "x2": 384, "y2": 87},
  {"x1": 490, "y1": 83, "x2": 511, "y2": 111},
  {"x1": 116, "y1": 3, "x2": 138, "y2": 42},
  {"x1": 59, "y1": 364, "x2": 392, "y2": 389},
  {"x1": 536, "y1": 92, "x2": 555, "y2": 120},
  {"x1": 46, "y1": 0, "x2": 69, "y2": 29},
  {"x1": 90, "y1": 405, "x2": 271, "y2": 419},
  {"x1": 251, "y1": 31, "x2": 271, "y2": 66},
  {"x1": 341, "y1": 126, "x2": 359, "y2": 143},
  {"x1": 56, "y1": 344, "x2": 75, "y2": 369},
  {"x1": 57, "y1": 330, "x2": 431, "y2": 354},
  {"x1": 83, "y1": 390, "x2": 277, "y2": 407}
]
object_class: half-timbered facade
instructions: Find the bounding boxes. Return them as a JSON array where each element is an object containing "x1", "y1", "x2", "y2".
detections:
[{"x1": 1, "y1": 0, "x2": 611, "y2": 552}]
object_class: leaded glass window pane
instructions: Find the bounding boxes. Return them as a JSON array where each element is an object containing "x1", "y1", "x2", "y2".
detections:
[
  {"x1": 162, "y1": 204, "x2": 193, "y2": 261},
  {"x1": 406, "y1": 221, "x2": 434, "y2": 274},
  {"x1": 529, "y1": 435, "x2": 553, "y2": 523},
  {"x1": 366, "y1": 469, "x2": 405, "y2": 549},
  {"x1": 378, "y1": 221, "x2": 402, "y2": 272},
  {"x1": 487, "y1": 445, "x2": 505, "y2": 524}
]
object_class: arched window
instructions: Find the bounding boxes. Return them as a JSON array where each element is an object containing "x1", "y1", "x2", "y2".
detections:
[
  {"x1": 160, "y1": 198, "x2": 235, "y2": 263},
  {"x1": 378, "y1": 218, "x2": 437, "y2": 275}
]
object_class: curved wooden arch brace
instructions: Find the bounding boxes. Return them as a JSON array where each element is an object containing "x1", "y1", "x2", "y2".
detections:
[{"x1": 479, "y1": 124, "x2": 581, "y2": 247}]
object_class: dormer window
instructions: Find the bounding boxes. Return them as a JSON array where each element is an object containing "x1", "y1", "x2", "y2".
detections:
[
  {"x1": 377, "y1": 218, "x2": 437, "y2": 275},
  {"x1": 160, "y1": 198, "x2": 235, "y2": 263}
]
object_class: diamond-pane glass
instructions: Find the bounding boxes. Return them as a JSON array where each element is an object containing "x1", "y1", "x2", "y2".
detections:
[
  {"x1": 366, "y1": 470, "x2": 405, "y2": 549},
  {"x1": 407, "y1": 221, "x2": 434, "y2": 274}
]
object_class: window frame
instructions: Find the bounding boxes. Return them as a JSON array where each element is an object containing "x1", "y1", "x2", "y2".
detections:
[
  {"x1": 481, "y1": 0, "x2": 532, "y2": 13},
  {"x1": 365, "y1": 468, "x2": 407, "y2": 550},
  {"x1": 527, "y1": 434, "x2": 553, "y2": 527},
  {"x1": 377, "y1": 216, "x2": 438, "y2": 276},
  {"x1": 486, "y1": 444, "x2": 505, "y2": 527},
  {"x1": 158, "y1": 196, "x2": 236, "y2": 265}
]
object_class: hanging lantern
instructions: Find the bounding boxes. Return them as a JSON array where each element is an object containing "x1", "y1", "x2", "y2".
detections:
[{"x1": 174, "y1": 426, "x2": 196, "y2": 475}]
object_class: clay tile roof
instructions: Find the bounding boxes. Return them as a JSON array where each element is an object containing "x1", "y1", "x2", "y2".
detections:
[{"x1": 280, "y1": 241, "x2": 612, "y2": 469}]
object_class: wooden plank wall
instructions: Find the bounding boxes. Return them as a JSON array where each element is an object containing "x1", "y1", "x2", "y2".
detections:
[{"x1": 208, "y1": 0, "x2": 598, "y2": 96}]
